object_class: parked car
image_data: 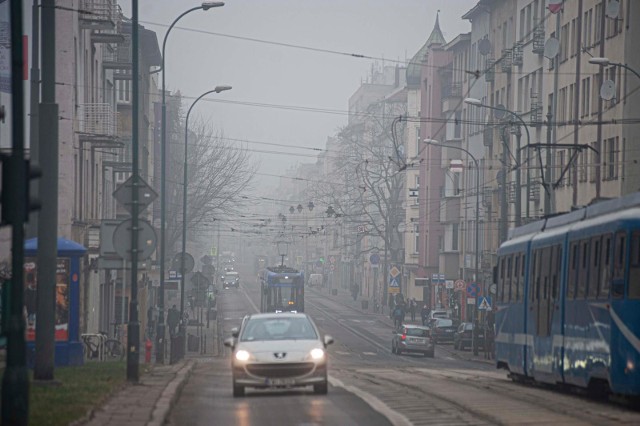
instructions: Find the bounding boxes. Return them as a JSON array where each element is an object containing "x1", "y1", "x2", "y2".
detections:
[
  {"x1": 453, "y1": 322, "x2": 485, "y2": 351},
  {"x1": 224, "y1": 312, "x2": 333, "y2": 397},
  {"x1": 391, "y1": 324, "x2": 434, "y2": 357},
  {"x1": 431, "y1": 318, "x2": 457, "y2": 344}
]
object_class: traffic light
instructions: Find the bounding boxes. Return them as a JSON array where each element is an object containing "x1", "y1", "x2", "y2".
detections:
[{"x1": 1, "y1": 156, "x2": 41, "y2": 226}]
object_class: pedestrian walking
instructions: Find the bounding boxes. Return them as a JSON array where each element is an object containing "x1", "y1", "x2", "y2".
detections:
[
  {"x1": 388, "y1": 297, "x2": 395, "y2": 319},
  {"x1": 393, "y1": 304, "x2": 404, "y2": 329},
  {"x1": 167, "y1": 304, "x2": 179, "y2": 337},
  {"x1": 409, "y1": 298, "x2": 417, "y2": 322},
  {"x1": 421, "y1": 304, "x2": 430, "y2": 325}
]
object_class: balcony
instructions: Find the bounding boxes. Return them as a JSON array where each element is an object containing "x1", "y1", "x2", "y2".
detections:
[
  {"x1": 441, "y1": 82, "x2": 462, "y2": 113},
  {"x1": 102, "y1": 37, "x2": 131, "y2": 71},
  {"x1": 532, "y1": 23, "x2": 545, "y2": 55},
  {"x1": 483, "y1": 126, "x2": 494, "y2": 147},
  {"x1": 501, "y1": 49, "x2": 512, "y2": 73},
  {"x1": 484, "y1": 57, "x2": 495, "y2": 82},
  {"x1": 512, "y1": 42, "x2": 523, "y2": 66},
  {"x1": 80, "y1": 0, "x2": 118, "y2": 30},
  {"x1": 77, "y1": 103, "x2": 118, "y2": 143}
]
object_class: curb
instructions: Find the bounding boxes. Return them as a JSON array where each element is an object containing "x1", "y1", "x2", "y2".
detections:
[{"x1": 146, "y1": 359, "x2": 196, "y2": 426}]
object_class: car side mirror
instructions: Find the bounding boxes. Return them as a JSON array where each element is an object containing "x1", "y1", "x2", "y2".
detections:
[
  {"x1": 231, "y1": 327, "x2": 240, "y2": 338},
  {"x1": 323, "y1": 335, "x2": 334, "y2": 346},
  {"x1": 223, "y1": 337, "x2": 235, "y2": 349}
]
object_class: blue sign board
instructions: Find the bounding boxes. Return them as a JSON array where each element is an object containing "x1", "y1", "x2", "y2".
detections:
[
  {"x1": 431, "y1": 273, "x2": 445, "y2": 283},
  {"x1": 369, "y1": 253, "x2": 380, "y2": 265},
  {"x1": 466, "y1": 282, "x2": 480, "y2": 297},
  {"x1": 477, "y1": 296, "x2": 492, "y2": 310}
]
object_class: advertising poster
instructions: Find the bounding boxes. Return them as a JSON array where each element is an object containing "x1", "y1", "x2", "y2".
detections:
[{"x1": 24, "y1": 258, "x2": 70, "y2": 341}]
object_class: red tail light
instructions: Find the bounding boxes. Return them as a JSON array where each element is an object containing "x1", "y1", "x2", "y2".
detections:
[{"x1": 401, "y1": 334, "x2": 407, "y2": 341}]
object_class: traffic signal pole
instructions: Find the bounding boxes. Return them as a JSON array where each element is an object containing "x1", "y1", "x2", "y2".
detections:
[{"x1": 1, "y1": 0, "x2": 29, "y2": 423}]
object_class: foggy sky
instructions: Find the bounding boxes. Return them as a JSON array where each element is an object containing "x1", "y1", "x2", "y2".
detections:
[{"x1": 123, "y1": 0, "x2": 475, "y2": 193}]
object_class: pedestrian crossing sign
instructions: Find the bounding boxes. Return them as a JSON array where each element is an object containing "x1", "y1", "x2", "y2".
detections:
[
  {"x1": 389, "y1": 278, "x2": 399, "y2": 288},
  {"x1": 477, "y1": 296, "x2": 492, "y2": 310}
]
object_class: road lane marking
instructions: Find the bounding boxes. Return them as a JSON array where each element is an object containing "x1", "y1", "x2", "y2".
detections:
[
  {"x1": 328, "y1": 376, "x2": 412, "y2": 426},
  {"x1": 335, "y1": 350, "x2": 351, "y2": 355},
  {"x1": 362, "y1": 352, "x2": 377, "y2": 356},
  {"x1": 240, "y1": 286, "x2": 260, "y2": 313}
]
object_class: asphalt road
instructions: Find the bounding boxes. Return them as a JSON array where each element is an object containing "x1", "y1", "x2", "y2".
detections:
[{"x1": 168, "y1": 267, "x2": 640, "y2": 425}]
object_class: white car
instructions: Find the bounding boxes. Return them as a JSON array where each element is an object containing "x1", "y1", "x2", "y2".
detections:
[{"x1": 224, "y1": 312, "x2": 333, "y2": 397}]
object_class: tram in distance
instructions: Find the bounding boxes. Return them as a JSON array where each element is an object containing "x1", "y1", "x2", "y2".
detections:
[
  {"x1": 260, "y1": 266, "x2": 305, "y2": 313},
  {"x1": 495, "y1": 192, "x2": 640, "y2": 397}
]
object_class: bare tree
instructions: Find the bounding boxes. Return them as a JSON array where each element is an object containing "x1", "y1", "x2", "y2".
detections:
[{"x1": 165, "y1": 118, "x2": 257, "y2": 256}]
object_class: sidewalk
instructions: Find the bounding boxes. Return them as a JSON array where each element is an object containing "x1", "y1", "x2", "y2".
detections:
[
  {"x1": 80, "y1": 314, "x2": 218, "y2": 426},
  {"x1": 312, "y1": 285, "x2": 495, "y2": 366}
]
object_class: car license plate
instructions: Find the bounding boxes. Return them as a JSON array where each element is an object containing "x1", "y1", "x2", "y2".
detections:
[
  {"x1": 268, "y1": 378, "x2": 295, "y2": 386},
  {"x1": 410, "y1": 338, "x2": 425, "y2": 344}
]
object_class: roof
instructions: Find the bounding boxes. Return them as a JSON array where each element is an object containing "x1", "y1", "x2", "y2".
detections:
[
  {"x1": 24, "y1": 237, "x2": 87, "y2": 256},
  {"x1": 406, "y1": 12, "x2": 447, "y2": 88}
]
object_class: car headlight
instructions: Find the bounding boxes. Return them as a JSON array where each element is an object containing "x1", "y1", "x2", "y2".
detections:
[
  {"x1": 235, "y1": 350, "x2": 251, "y2": 361},
  {"x1": 310, "y1": 348, "x2": 325, "y2": 360}
]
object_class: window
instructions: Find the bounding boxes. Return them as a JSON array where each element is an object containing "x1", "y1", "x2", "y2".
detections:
[
  {"x1": 629, "y1": 231, "x2": 640, "y2": 299},
  {"x1": 594, "y1": 3, "x2": 602, "y2": 44},
  {"x1": 577, "y1": 240, "x2": 589, "y2": 299},
  {"x1": 590, "y1": 141, "x2": 598, "y2": 183},
  {"x1": 588, "y1": 236, "x2": 601, "y2": 299},
  {"x1": 612, "y1": 231, "x2": 626, "y2": 298},
  {"x1": 557, "y1": 150, "x2": 567, "y2": 186},
  {"x1": 603, "y1": 137, "x2": 619, "y2": 180},
  {"x1": 578, "y1": 150, "x2": 587, "y2": 183},
  {"x1": 513, "y1": 254, "x2": 520, "y2": 303},
  {"x1": 519, "y1": 253, "x2": 526, "y2": 302},
  {"x1": 414, "y1": 175, "x2": 420, "y2": 205},
  {"x1": 568, "y1": 242, "x2": 578, "y2": 299},
  {"x1": 581, "y1": 77, "x2": 591, "y2": 117},
  {"x1": 451, "y1": 223, "x2": 459, "y2": 251},
  {"x1": 505, "y1": 255, "x2": 512, "y2": 302},
  {"x1": 600, "y1": 235, "x2": 611, "y2": 299},
  {"x1": 414, "y1": 224, "x2": 419, "y2": 254}
]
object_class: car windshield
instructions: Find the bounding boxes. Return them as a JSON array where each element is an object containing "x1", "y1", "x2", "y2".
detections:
[
  {"x1": 405, "y1": 328, "x2": 429, "y2": 337},
  {"x1": 435, "y1": 319, "x2": 453, "y2": 327},
  {"x1": 240, "y1": 317, "x2": 317, "y2": 341},
  {"x1": 464, "y1": 323, "x2": 473, "y2": 331}
]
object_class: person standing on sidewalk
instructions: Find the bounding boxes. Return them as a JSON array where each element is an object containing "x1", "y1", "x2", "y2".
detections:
[
  {"x1": 421, "y1": 304, "x2": 430, "y2": 325},
  {"x1": 167, "y1": 305, "x2": 179, "y2": 337},
  {"x1": 409, "y1": 298, "x2": 417, "y2": 321},
  {"x1": 393, "y1": 304, "x2": 404, "y2": 329}
]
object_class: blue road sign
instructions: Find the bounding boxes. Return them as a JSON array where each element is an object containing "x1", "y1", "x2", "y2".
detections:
[
  {"x1": 466, "y1": 282, "x2": 480, "y2": 297},
  {"x1": 370, "y1": 253, "x2": 380, "y2": 265},
  {"x1": 477, "y1": 296, "x2": 492, "y2": 310}
]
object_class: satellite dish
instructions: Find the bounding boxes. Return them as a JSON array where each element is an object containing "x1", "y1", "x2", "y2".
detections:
[
  {"x1": 544, "y1": 37, "x2": 560, "y2": 59},
  {"x1": 478, "y1": 38, "x2": 491, "y2": 56},
  {"x1": 600, "y1": 80, "x2": 616, "y2": 101},
  {"x1": 494, "y1": 104, "x2": 507, "y2": 120},
  {"x1": 606, "y1": 0, "x2": 620, "y2": 18},
  {"x1": 397, "y1": 222, "x2": 407, "y2": 233}
]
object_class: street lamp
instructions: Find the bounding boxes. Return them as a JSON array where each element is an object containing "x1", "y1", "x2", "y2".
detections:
[
  {"x1": 464, "y1": 97, "x2": 531, "y2": 225},
  {"x1": 179, "y1": 85, "x2": 231, "y2": 355},
  {"x1": 424, "y1": 138, "x2": 481, "y2": 355},
  {"x1": 588, "y1": 57, "x2": 640, "y2": 81},
  {"x1": 158, "y1": 1, "x2": 224, "y2": 364}
]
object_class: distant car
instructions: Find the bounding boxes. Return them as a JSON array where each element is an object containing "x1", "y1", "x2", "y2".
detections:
[
  {"x1": 454, "y1": 322, "x2": 485, "y2": 351},
  {"x1": 431, "y1": 318, "x2": 457, "y2": 344},
  {"x1": 224, "y1": 312, "x2": 334, "y2": 397},
  {"x1": 224, "y1": 271, "x2": 240, "y2": 289},
  {"x1": 426, "y1": 309, "x2": 450, "y2": 327},
  {"x1": 391, "y1": 324, "x2": 434, "y2": 357}
]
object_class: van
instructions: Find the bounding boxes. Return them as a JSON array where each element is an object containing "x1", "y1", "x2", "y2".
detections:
[{"x1": 308, "y1": 274, "x2": 323, "y2": 287}]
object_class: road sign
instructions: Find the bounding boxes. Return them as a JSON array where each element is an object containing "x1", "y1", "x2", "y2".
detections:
[
  {"x1": 113, "y1": 175, "x2": 158, "y2": 216},
  {"x1": 466, "y1": 282, "x2": 480, "y2": 297},
  {"x1": 369, "y1": 253, "x2": 380, "y2": 265},
  {"x1": 409, "y1": 188, "x2": 418, "y2": 197},
  {"x1": 445, "y1": 280, "x2": 454, "y2": 289},
  {"x1": 168, "y1": 270, "x2": 181, "y2": 279},
  {"x1": 489, "y1": 284, "x2": 497, "y2": 295},
  {"x1": 449, "y1": 159, "x2": 464, "y2": 173},
  {"x1": 329, "y1": 256, "x2": 336, "y2": 264},
  {"x1": 388, "y1": 278, "x2": 400, "y2": 294},
  {"x1": 330, "y1": 264, "x2": 335, "y2": 272},
  {"x1": 389, "y1": 278, "x2": 399, "y2": 288},
  {"x1": 454, "y1": 279, "x2": 466, "y2": 291},
  {"x1": 477, "y1": 296, "x2": 492, "y2": 310},
  {"x1": 389, "y1": 266, "x2": 400, "y2": 278},
  {"x1": 432, "y1": 273, "x2": 445, "y2": 283},
  {"x1": 466, "y1": 297, "x2": 476, "y2": 305},
  {"x1": 172, "y1": 252, "x2": 195, "y2": 274},
  {"x1": 112, "y1": 219, "x2": 157, "y2": 261}
]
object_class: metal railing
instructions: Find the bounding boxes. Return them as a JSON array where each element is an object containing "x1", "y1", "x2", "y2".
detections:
[
  {"x1": 102, "y1": 37, "x2": 131, "y2": 66},
  {"x1": 78, "y1": 103, "x2": 118, "y2": 137},
  {"x1": 80, "y1": 0, "x2": 118, "y2": 28}
]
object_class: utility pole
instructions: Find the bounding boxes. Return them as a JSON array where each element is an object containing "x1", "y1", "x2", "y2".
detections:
[
  {"x1": 27, "y1": 0, "x2": 39, "y2": 238},
  {"x1": 34, "y1": 0, "x2": 59, "y2": 382},
  {"x1": 544, "y1": 109, "x2": 553, "y2": 216},
  {"x1": 1, "y1": 0, "x2": 29, "y2": 422},
  {"x1": 500, "y1": 126, "x2": 508, "y2": 243},
  {"x1": 547, "y1": 9, "x2": 562, "y2": 215},
  {"x1": 127, "y1": 0, "x2": 141, "y2": 383},
  {"x1": 595, "y1": 0, "x2": 606, "y2": 199}
]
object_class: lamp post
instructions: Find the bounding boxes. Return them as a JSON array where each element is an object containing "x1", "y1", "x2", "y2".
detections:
[
  {"x1": 158, "y1": 1, "x2": 224, "y2": 364},
  {"x1": 424, "y1": 139, "x2": 481, "y2": 355},
  {"x1": 290, "y1": 202, "x2": 314, "y2": 277},
  {"x1": 465, "y1": 97, "x2": 531, "y2": 226},
  {"x1": 179, "y1": 85, "x2": 231, "y2": 357},
  {"x1": 589, "y1": 57, "x2": 640, "y2": 81}
]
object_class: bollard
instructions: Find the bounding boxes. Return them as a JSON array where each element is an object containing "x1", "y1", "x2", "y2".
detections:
[{"x1": 145, "y1": 338, "x2": 152, "y2": 364}]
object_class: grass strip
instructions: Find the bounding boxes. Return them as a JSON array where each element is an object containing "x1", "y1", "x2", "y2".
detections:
[{"x1": 29, "y1": 361, "x2": 126, "y2": 426}]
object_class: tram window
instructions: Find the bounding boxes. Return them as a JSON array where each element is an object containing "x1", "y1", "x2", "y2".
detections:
[
  {"x1": 628, "y1": 232, "x2": 640, "y2": 299},
  {"x1": 519, "y1": 253, "x2": 526, "y2": 302},
  {"x1": 588, "y1": 237, "x2": 601, "y2": 299},
  {"x1": 530, "y1": 251, "x2": 538, "y2": 301},
  {"x1": 612, "y1": 231, "x2": 626, "y2": 299},
  {"x1": 513, "y1": 255, "x2": 520, "y2": 303},
  {"x1": 551, "y1": 246, "x2": 561, "y2": 299},
  {"x1": 577, "y1": 240, "x2": 589, "y2": 299},
  {"x1": 600, "y1": 235, "x2": 611, "y2": 299},
  {"x1": 497, "y1": 258, "x2": 504, "y2": 302},
  {"x1": 506, "y1": 255, "x2": 513, "y2": 302},
  {"x1": 567, "y1": 242, "x2": 578, "y2": 299}
]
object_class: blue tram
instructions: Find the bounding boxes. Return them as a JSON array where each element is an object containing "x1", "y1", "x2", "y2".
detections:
[
  {"x1": 260, "y1": 266, "x2": 305, "y2": 313},
  {"x1": 495, "y1": 193, "x2": 640, "y2": 397}
]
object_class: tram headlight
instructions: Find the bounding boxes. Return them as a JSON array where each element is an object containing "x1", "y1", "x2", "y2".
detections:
[
  {"x1": 235, "y1": 350, "x2": 251, "y2": 362},
  {"x1": 310, "y1": 348, "x2": 325, "y2": 360}
]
